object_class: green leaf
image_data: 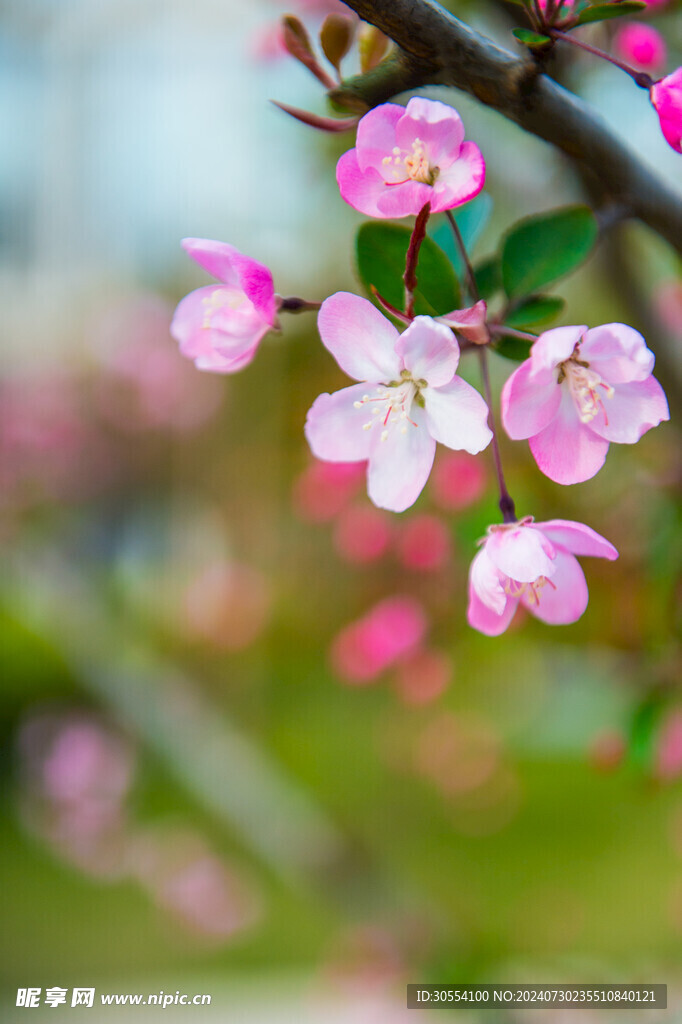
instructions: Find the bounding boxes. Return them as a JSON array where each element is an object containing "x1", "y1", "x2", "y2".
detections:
[
  {"x1": 501, "y1": 204, "x2": 598, "y2": 299},
  {"x1": 492, "y1": 335, "x2": 534, "y2": 362},
  {"x1": 575, "y1": 2, "x2": 646, "y2": 25},
  {"x1": 429, "y1": 192, "x2": 493, "y2": 278},
  {"x1": 473, "y1": 255, "x2": 503, "y2": 301},
  {"x1": 512, "y1": 28, "x2": 552, "y2": 47},
  {"x1": 356, "y1": 222, "x2": 461, "y2": 316},
  {"x1": 504, "y1": 295, "x2": 565, "y2": 329}
]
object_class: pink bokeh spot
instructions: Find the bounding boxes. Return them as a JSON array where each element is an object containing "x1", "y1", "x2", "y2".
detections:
[
  {"x1": 292, "y1": 461, "x2": 366, "y2": 523},
  {"x1": 331, "y1": 596, "x2": 428, "y2": 684},
  {"x1": 429, "y1": 451, "x2": 487, "y2": 511},
  {"x1": 655, "y1": 711, "x2": 682, "y2": 782},
  {"x1": 651, "y1": 67, "x2": 682, "y2": 154},
  {"x1": 614, "y1": 23, "x2": 666, "y2": 73},
  {"x1": 393, "y1": 648, "x2": 452, "y2": 705},
  {"x1": 501, "y1": 323, "x2": 669, "y2": 485},
  {"x1": 396, "y1": 514, "x2": 451, "y2": 571},
  {"x1": 336, "y1": 97, "x2": 485, "y2": 218},
  {"x1": 305, "y1": 294, "x2": 492, "y2": 512},
  {"x1": 333, "y1": 504, "x2": 393, "y2": 564},
  {"x1": 171, "y1": 239, "x2": 278, "y2": 374},
  {"x1": 467, "y1": 517, "x2": 618, "y2": 636}
]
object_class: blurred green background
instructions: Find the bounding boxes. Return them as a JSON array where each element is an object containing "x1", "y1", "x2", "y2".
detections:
[{"x1": 0, "y1": 0, "x2": 681, "y2": 1020}]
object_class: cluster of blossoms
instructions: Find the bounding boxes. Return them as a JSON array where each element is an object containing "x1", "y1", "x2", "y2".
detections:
[{"x1": 170, "y1": 92, "x2": 670, "y2": 637}]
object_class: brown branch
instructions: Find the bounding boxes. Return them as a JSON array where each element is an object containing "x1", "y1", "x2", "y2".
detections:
[{"x1": 336, "y1": 0, "x2": 682, "y2": 256}]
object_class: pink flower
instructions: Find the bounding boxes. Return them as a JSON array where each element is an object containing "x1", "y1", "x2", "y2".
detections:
[
  {"x1": 651, "y1": 67, "x2": 682, "y2": 153},
  {"x1": 614, "y1": 23, "x2": 666, "y2": 73},
  {"x1": 330, "y1": 596, "x2": 427, "y2": 683},
  {"x1": 501, "y1": 323, "x2": 669, "y2": 484},
  {"x1": 336, "y1": 98, "x2": 485, "y2": 219},
  {"x1": 438, "y1": 300, "x2": 489, "y2": 345},
  {"x1": 467, "y1": 517, "x2": 618, "y2": 636},
  {"x1": 171, "y1": 239, "x2": 278, "y2": 373},
  {"x1": 305, "y1": 293, "x2": 492, "y2": 512}
]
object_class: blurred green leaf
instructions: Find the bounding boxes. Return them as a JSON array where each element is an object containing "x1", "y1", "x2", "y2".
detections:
[
  {"x1": 473, "y1": 255, "x2": 503, "y2": 301},
  {"x1": 504, "y1": 295, "x2": 565, "y2": 328},
  {"x1": 576, "y1": 2, "x2": 646, "y2": 25},
  {"x1": 502, "y1": 204, "x2": 598, "y2": 298},
  {"x1": 492, "y1": 335, "x2": 534, "y2": 361},
  {"x1": 356, "y1": 222, "x2": 461, "y2": 316},
  {"x1": 512, "y1": 28, "x2": 552, "y2": 47}
]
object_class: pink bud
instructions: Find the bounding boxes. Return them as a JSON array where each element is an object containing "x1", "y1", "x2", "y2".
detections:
[
  {"x1": 437, "y1": 300, "x2": 489, "y2": 345},
  {"x1": 651, "y1": 67, "x2": 682, "y2": 153},
  {"x1": 614, "y1": 23, "x2": 666, "y2": 73}
]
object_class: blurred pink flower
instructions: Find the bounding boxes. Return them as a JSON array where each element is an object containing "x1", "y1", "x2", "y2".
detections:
[
  {"x1": 429, "y1": 451, "x2": 487, "y2": 510},
  {"x1": 501, "y1": 323, "x2": 669, "y2": 484},
  {"x1": 651, "y1": 67, "x2": 682, "y2": 153},
  {"x1": 395, "y1": 513, "x2": 451, "y2": 571},
  {"x1": 655, "y1": 711, "x2": 682, "y2": 782},
  {"x1": 393, "y1": 648, "x2": 452, "y2": 705},
  {"x1": 171, "y1": 239, "x2": 278, "y2": 373},
  {"x1": 331, "y1": 596, "x2": 428, "y2": 684},
  {"x1": 292, "y1": 460, "x2": 366, "y2": 523},
  {"x1": 655, "y1": 280, "x2": 682, "y2": 338},
  {"x1": 614, "y1": 23, "x2": 666, "y2": 73},
  {"x1": 305, "y1": 294, "x2": 492, "y2": 512},
  {"x1": 467, "y1": 517, "x2": 618, "y2": 636},
  {"x1": 183, "y1": 561, "x2": 271, "y2": 651},
  {"x1": 336, "y1": 97, "x2": 485, "y2": 218},
  {"x1": 333, "y1": 504, "x2": 393, "y2": 563}
]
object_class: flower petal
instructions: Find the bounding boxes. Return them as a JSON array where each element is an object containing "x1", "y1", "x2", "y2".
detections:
[
  {"x1": 181, "y1": 239, "x2": 276, "y2": 324},
  {"x1": 354, "y1": 102, "x2": 404, "y2": 173},
  {"x1": 587, "y1": 376, "x2": 669, "y2": 444},
  {"x1": 395, "y1": 97, "x2": 465, "y2": 167},
  {"x1": 336, "y1": 149, "x2": 390, "y2": 218},
  {"x1": 581, "y1": 323, "x2": 655, "y2": 383},
  {"x1": 375, "y1": 180, "x2": 434, "y2": 219},
  {"x1": 470, "y1": 547, "x2": 507, "y2": 614},
  {"x1": 486, "y1": 524, "x2": 556, "y2": 583},
  {"x1": 467, "y1": 580, "x2": 519, "y2": 636},
  {"x1": 305, "y1": 383, "x2": 375, "y2": 462},
  {"x1": 318, "y1": 292, "x2": 401, "y2": 382},
  {"x1": 423, "y1": 378, "x2": 492, "y2": 454},
  {"x1": 367, "y1": 405, "x2": 436, "y2": 512},
  {"x1": 430, "y1": 141, "x2": 486, "y2": 213},
  {"x1": 523, "y1": 550, "x2": 588, "y2": 625},
  {"x1": 537, "y1": 520, "x2": 618, "y2": 561},
  {"x1": 170, "y1": 286, "x2": 269, "y2": 373},
  {"x1": 501, "y1": 360, "x2": 561, "y2": 440},
  {"x1": 530, "y1": 325, "x2": 587, "y2": 372},
  {"x1": 395, "y1": 316, "x2": 459, "y2": 385},
  {"x1": 528, "y1": 387, "x2": 610, "y2": 484}
]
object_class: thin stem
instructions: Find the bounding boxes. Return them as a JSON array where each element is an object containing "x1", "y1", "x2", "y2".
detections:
[
  {"x1": 277, "y1": 296, "x2": 322, "y2": 313},
  {"x1": 478, "y1": 348, "x2": 517, "y2": 524},
  {"x1": 404, "y1": 202, "x2": 431, "y2": 318},
  {"x1": 489, "y1": 324, "x2": 538, "y2": 343},
  {"x1": 550, "y1": 29, "x2": 653, "y2": 88},
  {"x1": 445, "y1": 210, "x2": 479, "y2": 303}
]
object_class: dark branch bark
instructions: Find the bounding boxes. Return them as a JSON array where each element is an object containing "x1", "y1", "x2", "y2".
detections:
[{"x1": 336, "y1": 0, "x2": 682, "y2": 256}]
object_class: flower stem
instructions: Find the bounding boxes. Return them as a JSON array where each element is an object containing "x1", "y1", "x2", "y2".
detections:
[
  {"x1": 550, "y1": 29, "x2": 653, "y2": 88},
  {"x1": 489, "y1": 324, "x2": 538, "y2": 343},
  {"x1": 478, "y1": 347, "x2": 517, "y2": 523},
  {"x1": 404, "y1": 202, "x2": 431, "y2": 318},
  {"x1": 277, "y1": 296, "x2": 322, "y2": 313},
  {"x1": 445, "y1": 210, "x2": 480, "y2": 303}
]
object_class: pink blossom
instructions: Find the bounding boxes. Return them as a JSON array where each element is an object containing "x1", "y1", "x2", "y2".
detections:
[
  {"x1": 305, "y1": 293, "x2": 492, "y2": 512},
  {"x1": 336, "y1": 98, "x2": 485, "y2": 218},
  {"x1": 501, "y1": 323, "x2": 669, "y2": 484},
  {"x1": 467, "y1": 516, "x2": 618, "y2": 636},
  {"x1": 614, "y1": 23, "x2": 666, "y2": 73},
  {"x1": 438, "y1": 300, "x2": 489, "y2": 345},
  {"x1": 171, "y1": 239, "x2": 278, "y2": 373},
  {"x1": 651, "y1": 67, "x2": 682, "y2": 153},
  {"x1": 331, "y1": 596, "x2": 427, "y2": 684}
]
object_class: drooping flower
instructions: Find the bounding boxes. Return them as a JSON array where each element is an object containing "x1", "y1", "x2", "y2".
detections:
[
  {"x1": 650, "y1": 67, "x2": 682, "y2": 153},
  {"x1": 305, "y1": 293, "x2": 492, "y2": 512},
  {"x1": 614, "y1": 23, "x2": 666, "y2": 74},
  {"x1": 171, "y1": 239, "x2": 278, "y2": 373},
  {"x1": 467, "y1": 517, "x2": 618, "y2": 636},
  {"x1": 336, "y1": 97, "x2": 485, "y2": 219},
  {"x1": 501, "y1": 323, "x2": 669, "y2": 484}
]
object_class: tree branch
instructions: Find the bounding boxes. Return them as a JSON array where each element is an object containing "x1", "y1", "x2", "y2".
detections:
[{"x1": 336, "y1": 0, "x2": 682, "y2": 256}]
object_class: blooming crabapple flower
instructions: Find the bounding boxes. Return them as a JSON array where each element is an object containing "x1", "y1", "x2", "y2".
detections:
[
  {"x1": 614, "y1": 23, "x2": 666, "y2": 74},
  {"x1": 305, "y1": 293, "x2": 492, "y2": 512},
  {"x1": 467, "y1": 517, "x2": 618, "y2": 636},
  {"x1": 171, "y1": 239, "x2": 278, "y2": 373},
  {"x1": 501, "y1": 323, "x2": 669, "y2": 484},
  {"x1": 336, "y1": 98, "x2": 485, "y2": 219},
  {"x1": 651, "y1": 68, "x2": 682, "y2": 153}
]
